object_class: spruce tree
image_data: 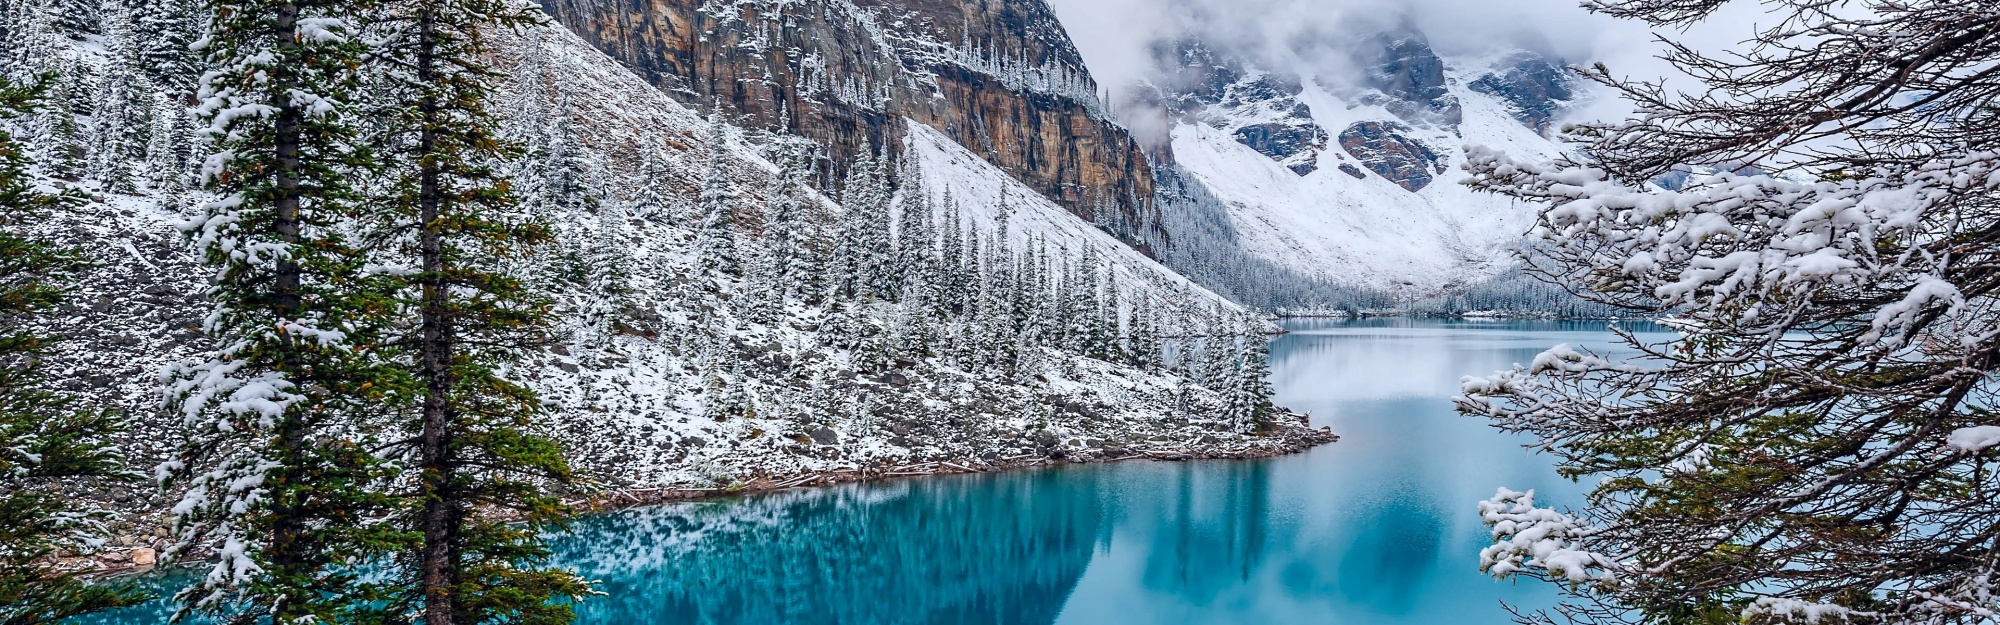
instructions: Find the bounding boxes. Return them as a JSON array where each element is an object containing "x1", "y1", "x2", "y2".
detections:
[
  {"x1": 860, "y1": 153, "x2": 896, "y2": 300},
  {"x1": 1458, "y1": 1, "x2": 2000, "y2": 620},
  {"x1": 629, "y1": 144, "x2": 673, "y2": 224},
  {"x1": 0, "y1": 74, "x2": 149, "y2": 625},
  {"x1": 581, "y1": 199, "x2": 634, "y2": 347},
  {"x1": 826, "y1": 151, "x2": 873, "y2": 302},
  {"x1": 39, "y1": 75, "x2": 83, "y2": 181},
  {"x1": 695, "y1": 116, "x2": 741, "y2": 279},
  {"x1": 1127, "y1": 294, "x2": 1162, "y2": 370},
  {"x1": 130, "y1": 0, "x2": 202, "y2": 93},
  {"x1": 1234, "y1": 321, "x2": 1274, "y2": 432},
  {"x1": 371, "y1": 0, "x2": 594, "y2": 622},
  {"x1": 764, "y1": 142, "x2": 809, "y2": 302},
  {"x1": 160, "y1": 0, "x2": 411, "y2": 621}
]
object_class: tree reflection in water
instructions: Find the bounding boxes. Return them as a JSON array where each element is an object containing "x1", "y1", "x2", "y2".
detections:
[{"x1": 552, "y1": 468, "x2": 1108, "y2": 625}]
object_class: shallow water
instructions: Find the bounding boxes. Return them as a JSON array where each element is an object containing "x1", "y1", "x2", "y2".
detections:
[{"x1": 73, "y1": 318, "x2": 1661, "y2": 624}]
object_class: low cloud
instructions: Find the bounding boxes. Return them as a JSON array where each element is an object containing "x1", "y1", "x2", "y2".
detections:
[{"x1": 1048, "y1": 0, "x2": 1768, "y2": 125}]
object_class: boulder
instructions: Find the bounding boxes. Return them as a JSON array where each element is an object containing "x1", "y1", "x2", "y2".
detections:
[{"x1": 809, "y1": 426, "x2": 840, "y2": 446}]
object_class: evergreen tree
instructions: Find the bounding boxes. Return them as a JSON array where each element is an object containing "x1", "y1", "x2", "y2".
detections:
[
  {"x1": 130, "y1": 0, "x2": 202, "y2": 93},
  {"x1": 38, "y1": 72, "x2": 83, "y2": 180},
  {"x1": 1234, "y1": 320, "x2": 1273, "y2": 432},
  {"x1": 49, "y1": 0, "x2": 96, "y2": 38},
  {"x1": 861, "y1": 153, "x2": 895, "y2": 300},
  {"x1": 893, "y1": 165, "x2": 936, "y2": 304},
  {"x1": 629, "y1": 143, "x2": 674, "y2": 224},
  {"x1": 826, "y1": 151, "x2": 873, "y2": 302},
  {"x1": 581, "y1": 199, "x2": 635, "y2": 347},
  {"x1": 1127, "y1": 293, "x2": 1162, "y2": 369},
  {"x1": 371, "y1": 0, "x2": 594, "y2": 621},
  {"x1": 695, "y1": 116, "x2": 741, "y2": 279},
  {"x1": 1457, "y1": 1, "x2": 2000, "y2": 620},
  {"x1": 160, "y1": 1, "x2": 411, "y2": 621},
  {"x1": 0, "y1": 74, "x2": 149, "y2": 625},
  {"x1": 710, "y1": 368, "x2": 755, "y2": 422},
  {"x1": 143, "y1": 92, "x2": 185, "y2": 186},
  {"x1": 764, "y1": 141, "x2": 810, "y2": 302}
]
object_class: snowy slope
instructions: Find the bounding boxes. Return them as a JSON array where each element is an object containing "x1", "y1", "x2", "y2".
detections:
[
  {"x1": 1116, "y1": 32, "x2": 1584, "y2": 297},
  {"x1": 904, "y1": 120, "x2": 1240, "y2": 313},
  {"x1": 1171, "y1": 62, "x2": 1565, "y2": 293},
  {"x1": 16, "y1": 10, "x2": 1329, "y2": 554}
]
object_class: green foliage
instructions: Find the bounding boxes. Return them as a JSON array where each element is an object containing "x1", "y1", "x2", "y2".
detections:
[
  {"x1": 368, "y1": 0, "x2": 595, "y2": 620},
  {"x1": 0, "y1": 73, "x2": 151, "y2": 625},
  {"x1": 159, "y1": 0, "x2": 418, "y2": 621}
]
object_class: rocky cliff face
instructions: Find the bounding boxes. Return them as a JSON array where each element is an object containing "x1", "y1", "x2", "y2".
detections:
[
  {"x1": 1143, "y1": 40, "x2": 1329, "y2": 176},
  {"x1": 538, "y1": 0, "x2": 1156, "y2": 238},
  {"x1": 1120, "y1": 23, "x2": 1586, "y2": 295},
  {"x1": 1336, "y1": 121, "x2": 1443, "y2": 192},
  {"x1": 1469, "y1": 51, "x2": 1577, "y2": 134},
  {"x1": 1351, "y1": 31, "x2": 1462, "y2": 128}
]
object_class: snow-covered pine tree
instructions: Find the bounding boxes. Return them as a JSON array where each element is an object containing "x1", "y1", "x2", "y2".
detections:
[
  {"x1": 782, "y1": 150, "x2": 832, "y2": 305},
  {"x1": 48, "y1": 0, "x2": 96, "y2": 38},
  {"x1": 37, "y1": 68, "x2": 84, "y2": 181},
  {"x1": 129, "y1": 0, "x2": 202, "y2": 93},
  {"x1": 1457, "y1": 1, "x2": 2000, "y2": 620},
  {"x1": 629, "y1": 143, "x2": 674, "y2": 223},
  {"x1": 0, "y1": 75, "x2": 148, "y2": 625},
  {"x1": 935, "y1": 190, "x2": 967, "y2": 314},
  {"x1": 143, "y1": 91, "x2": 181, "y2": 184},
  {"x1": 828, "y1": 150, "x2": 878, "y2": 301},
  {"x1": 894, "y1": 162, "x2": 936, "y2": 302},
  {"x1": 763, "y1": 141, "x2": 808, "y2": 302},
  {"x1": 856, "y1": 151, "x2": 896, "y2": 300},
  {"x1": 369, "y1": 0, "x2": 594, "y2": 621},
  {"x1": 581, "y1": 197, "x2": 635, "y2": 347},
  {"x1": 159, "y1": 1, "x2": 411, "y2": 621},
  {"x1": 535, "y1": 96, "x2": 597, "y2": 214},
  {"x1": 1233, "y1": 318, "x2": 1274, "y2": 432},
  {"x1": 89, "y1": 12, "x2": 148, "y2": 194},
  {"x1": 738, "y1": 233, "x2": 781, "y2": 324},
  {"x1": 1127, "y1": 292, "x2": 1162, "y2": 370},
  {"x1": 695, "y1": 116, "x2": 742, "y2": 279},
  {"x1": 710, "y1": 365, "x2": 755, "y2": 422}
]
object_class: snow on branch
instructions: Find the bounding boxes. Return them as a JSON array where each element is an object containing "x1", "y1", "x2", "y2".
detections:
[{"x1": 1477, "y1": 488, "x2": 1619, "y2": 584}]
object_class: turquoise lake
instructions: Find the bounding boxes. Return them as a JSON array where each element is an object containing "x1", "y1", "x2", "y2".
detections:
[{"x1": 76, "y1": 318, "x2": 1661, "y2": 624}]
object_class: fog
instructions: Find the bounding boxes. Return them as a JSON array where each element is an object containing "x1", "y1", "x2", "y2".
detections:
[{"x1": 1047, "y1": 0, "x2": 1775, "y2": 124}]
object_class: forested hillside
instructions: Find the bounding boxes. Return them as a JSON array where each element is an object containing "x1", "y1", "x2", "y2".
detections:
[{"x1": 0, "y1": 0, "x2": 1329, "y2": 603}]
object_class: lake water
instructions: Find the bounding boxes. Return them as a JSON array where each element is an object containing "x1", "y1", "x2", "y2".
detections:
[{"x1": 75, "y1": 318, "x2": 1658, "y2": 624}]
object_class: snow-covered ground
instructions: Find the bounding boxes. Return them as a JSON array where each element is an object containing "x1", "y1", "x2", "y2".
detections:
[
  {"x1": 904, "y1": 120, "x2": 1239, "y2": 311},
  {"x1": 33, "y1": 18, "x2": 1328, "y2": 554},
  {"x1": 1167, "y1": 57, "x2": 1568, "y2": 294}
]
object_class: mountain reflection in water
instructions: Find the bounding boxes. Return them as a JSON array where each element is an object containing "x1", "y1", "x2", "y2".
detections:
[{"x1": 69, "y1": 319, "x2": 1659, "y2": 625}]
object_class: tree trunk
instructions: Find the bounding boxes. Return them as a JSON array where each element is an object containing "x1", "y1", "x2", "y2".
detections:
[
  {"x1": 267, "y1": 2, "x2": 308, "y2": 622},
  {"x1": 413, "y1": 6, "x2": 459, "y2": 625}
]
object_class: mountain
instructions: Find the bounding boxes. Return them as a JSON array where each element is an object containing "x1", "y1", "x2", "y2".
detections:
[
  {"x1": 538, "y1": 0, "x2": 1160, "y2": 251},
  {"x1": 6, "y1": 0, "x2": 1333, "y2": 556},
  {"x1": 1128, "y1": 30, "x2": 1585, "y2": 298}
]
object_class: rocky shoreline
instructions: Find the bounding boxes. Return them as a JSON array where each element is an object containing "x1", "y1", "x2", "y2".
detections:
[
  {"x1": 69, "y1": 414, "x2": 1335, "y2": 577},
  {"x1": 568, "y1": 414, "x2": 1337, "y2": 514}
]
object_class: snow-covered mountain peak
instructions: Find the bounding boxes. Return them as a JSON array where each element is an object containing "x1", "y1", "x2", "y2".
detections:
[{"x1": 1113, "y1": 26, "x2": 1587, "y2": 295}]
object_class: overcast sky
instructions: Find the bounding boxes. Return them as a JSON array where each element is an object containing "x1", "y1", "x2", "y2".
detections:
[{"x1": 1045, "y1": 0, "x2": 1773, "y2": 124}]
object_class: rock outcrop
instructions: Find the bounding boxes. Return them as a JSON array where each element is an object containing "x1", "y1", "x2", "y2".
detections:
[
  {"x1": 1145, "y1": 40, "x2": 1329, "y2": 176},
  {"x1": 538, "y1": 0, "x2": 1156, "y2": 237},
  {"x1": 1338, "y1": 121, "x2": 1443, "y2": 191},
  {"x1": 1353, "y1": 31, "x2": 1461, "y2": 128},
  {"x1": 1469, "y1": 51, "x2": 1577, "y2": 134}
]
